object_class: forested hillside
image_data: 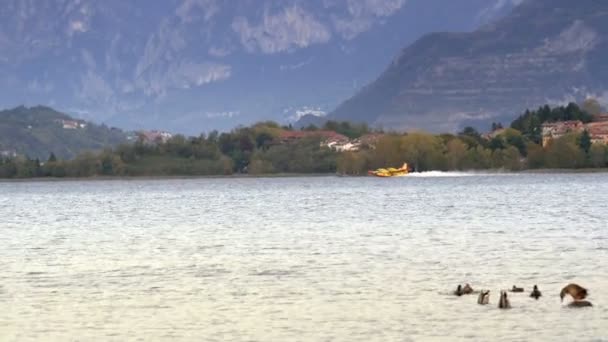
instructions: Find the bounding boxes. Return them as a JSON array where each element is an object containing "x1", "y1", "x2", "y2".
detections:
[{"x1": 0, "y1": 106, "x2": 128, "y2": 159}]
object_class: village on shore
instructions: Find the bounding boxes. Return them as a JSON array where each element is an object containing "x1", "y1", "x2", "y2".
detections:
[
  {"x1": 134, "y1": 113, "x2": 608, "y2": 154},
  {"x1": 2, "y1": 102, "x2": 608, "y2": 178}
]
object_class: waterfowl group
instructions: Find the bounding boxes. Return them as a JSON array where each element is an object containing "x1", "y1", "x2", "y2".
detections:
[
  {"x1": 453, "y1": 283, "x2": 593, "y2": 309},
  {"x1": 453, "y1": 283, "x2": 474, "y2": 296}
]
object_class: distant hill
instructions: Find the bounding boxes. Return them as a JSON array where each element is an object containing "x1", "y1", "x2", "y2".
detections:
[
  {"x1": 0, "y1": 106, "x2": 128, "y2": 159},
  {"x1": 323, "y1": 0, "x2": 608, "y2": 132}
]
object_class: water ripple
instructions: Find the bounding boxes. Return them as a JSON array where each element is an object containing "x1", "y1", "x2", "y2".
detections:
[{"x1": 0, "y1": 174, "x2": 607, "y2": 341}]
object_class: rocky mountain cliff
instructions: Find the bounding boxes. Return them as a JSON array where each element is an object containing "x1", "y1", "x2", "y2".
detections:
[
  {"x1": 0, "y1": 0, "x2": 518, "y2": 134},
  {"x1": 326, "y1": 0, "x2": 608, "y2": 132}
]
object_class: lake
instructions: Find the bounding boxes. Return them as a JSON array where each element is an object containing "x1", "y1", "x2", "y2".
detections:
[{"x1": 0, "y1": 173, "x2": 607, "y2": 341}]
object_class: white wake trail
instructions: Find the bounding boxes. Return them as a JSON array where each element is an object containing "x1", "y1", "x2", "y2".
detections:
[{"x1": 406, "y1": 171, "x2": 512, "y2": 177}]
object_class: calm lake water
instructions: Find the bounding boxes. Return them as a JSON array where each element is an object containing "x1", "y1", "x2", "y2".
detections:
[{"x1": 0, "y1": 173, "x2": 607, "y2": 341}]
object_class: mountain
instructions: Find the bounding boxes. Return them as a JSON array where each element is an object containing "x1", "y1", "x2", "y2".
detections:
[
  {"x1": 0, "y1": 0, "x2": 520, "y2": 135},
  {"x1": 0, "y1": 106, "x2": 128, "y2": 159},
  {"x1": 325, "y1": 0, "x2": 608, "y2": 132}
]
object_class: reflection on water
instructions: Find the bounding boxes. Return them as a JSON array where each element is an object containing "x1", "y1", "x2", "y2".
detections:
[{"x1": 0, "y1": 174, "x2": 607, "y2": 341}]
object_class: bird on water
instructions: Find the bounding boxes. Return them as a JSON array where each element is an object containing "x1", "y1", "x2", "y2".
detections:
[
  {"x1": 560, "y1": 283, "x2": 588, "y2": 302},
  {"x1": 462, "y1": 283, "x2": 474, "y2": 295},
  {"x1": 510, "y1": 285, "x2": 524, "y2": 293},
  {"x1": 567, "y1": 300, "x2": 593, "y2": 308},
  {"x1": 530, "y1": 285, "x2": 542, "y2": 300},
  {"x1": 561, "y1": 283, "x2": 592, "y2": 308},
  {"x1": 477, "y1": 290, "x2": 490, "y2": 305},
  {"x1": 498, "y1": 291, "x2": 511, "y2": 309},
  {"x1": 454, "y1": 284, "x2": 464, "y2": 296}
]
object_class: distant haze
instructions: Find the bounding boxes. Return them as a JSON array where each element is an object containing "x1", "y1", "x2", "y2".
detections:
[{"x1": 0, "y1": 0, "x2": 518, "y2": 134}]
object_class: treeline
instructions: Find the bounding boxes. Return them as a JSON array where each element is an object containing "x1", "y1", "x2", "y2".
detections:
[
  {"x1": 301, "y1": 120, "x2": 371, "y2": 139},
  {"x1": 337, "y1": 102, "x2": 606, "y2": 173},
  {"x1": 0, "y1": 121, "x2": 340, "y2": 178},
  {"x1": 338, "y1": 128, "x2": 607, "y2": 174},
  {"x1": 1, "y1": 103, "x2": 607, "y2": 179},
  {"x1": 510, "y1": 103, "x2": 593, "y2": 144}
]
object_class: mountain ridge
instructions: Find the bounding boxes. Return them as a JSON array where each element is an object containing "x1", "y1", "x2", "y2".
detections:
[
  {"x1": 0, "y1": 0, "x2": 520, "y2": 134},
  {"x1": 323, "y1": 0, "x2": 608, "y2": 132}
]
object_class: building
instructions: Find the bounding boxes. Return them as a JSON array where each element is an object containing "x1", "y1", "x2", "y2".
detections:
[
  {"x1": 59, "y1": 119, "x2": 87, "y2": 129},
  {"x1": 541, "y1": 120, "x2": 584, "y2": 147},
  {"x1": 277, "y1": 130, "x2": 385, "y2": 152},
  {"x1": 586, "y1": 121, "x2": 608, "y2": 144},
  {"x1": 327, "y1": 140, "x2": 359, "y2": 152},
  {"x1": 353, "y1": 133, "x2": 385, "y2": 149},
  {"x1": 592, "y1": 114, "x2": 608, "y2": 122},
  {"x1": 278, "y1": 130, "x2": 361, "y2": 151},
  {"x1": 541, "y1": 119, "x2": 608, "y2": 146},
  {"x1": 0, "y1": 150, "x2": 17, "y2": 158},
  {"x1": 138, "y1": 130, "x2": 173, "y2": 144}
]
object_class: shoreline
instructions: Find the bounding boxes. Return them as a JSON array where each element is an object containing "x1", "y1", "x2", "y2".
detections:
[
  {"x1": 0, "y1": 173, "x2": 334, "y2": 183},
  {"x1": 2, "y1": 169, "x2": 608, "y2": 183},
  {"x1": 518, "y1": 168, "x2": 608, "y2": 173}
]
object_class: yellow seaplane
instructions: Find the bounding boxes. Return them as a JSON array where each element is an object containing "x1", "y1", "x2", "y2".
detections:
[{"x1": 368, "y1": 163, "x2": 410, "y2": 177}]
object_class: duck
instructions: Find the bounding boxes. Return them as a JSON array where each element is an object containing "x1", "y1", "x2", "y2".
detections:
[
  {"x1": 567, "y1": 300, "x2": 593, "y2": 308},
  {"x1": 530, "y1": 285, "x2": 542, "y2": 300},
  {"x1": 462, "y1": 283, "x2": 474, "y2": 295},
  {"x1": 498, "y1": 290, "x2": 511, "y2": 309},
  {"x1": 560, "y1": 283, "x2": 588, "y2": 302},
  {"x1": 454, "y1": 284, "x2": 464, "y2": 296},
  {"x1": 477, "y1": 290, "x2": 490, "y2": 305},
  {"x1": 510, "y1": 285, "x2": 524, "y2": 293}
]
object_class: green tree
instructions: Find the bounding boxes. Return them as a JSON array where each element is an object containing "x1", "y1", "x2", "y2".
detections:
[
  {"x1": 371, "y1": 135, "x2": 403, "y2": 169},
  {"x1": 502, "y1": 128, "x2": 527, "y2": 156},
  {"x1": 489, "y1": 136, "x2": 505, "y2": 151},
  {"x1": 463, "y1": 146, "x2": 492, "y2": 169},
  {"x1": 525, "y1": 143, "x2": 545, "y2": 169},
  {"x1": 582, "y1": 98, "x2": 602, "y2": 116},
  {"x1": 446, "y1": 139, "x2": 467, "y2": 170},
  {"x1": 207, "y1": 130, "x2": 219, "y2": 143},
  {"x1": 15, "y1": 157, "x2": 40, "y2": 178},
  {"x1": 589, "y1": 144, "x2": 607, "y2": 168},
  {"x1": 400, "y1": 132, "x2": 444, "y2": 171},
  {"x1": 545, "y1": 135, "x2": 586, "y2": 169},
  {"x1": 0, "y1": 158, "x2": 17, "y2": 178},
  {"x1": 246, "y1": 158, "x2": 275, "y2": 174},
  {"x1": 255, "y1": 132, "x2": 274, "y2": 149},
  {"x1": 48, "y1": 152, "x2": 57, "y2": 163},
  {"x1": 458, "y1": 126, "x2": 485, "y2": 148},
  {"x1": 337, "y1": 151, "x2": 368, "y2": 175},
  {"x1": 491, "y1": 122, "x2": 503, "y2": 131},
  {"x1": 460, "y1": 126, "x2": 480, "y2": 137},
  {"x1": 503, "y1": 146, "x2": 522, "y2": 171},
  {"x1": 579, "y1": 130, "x2": 592, "y2": 153}
]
